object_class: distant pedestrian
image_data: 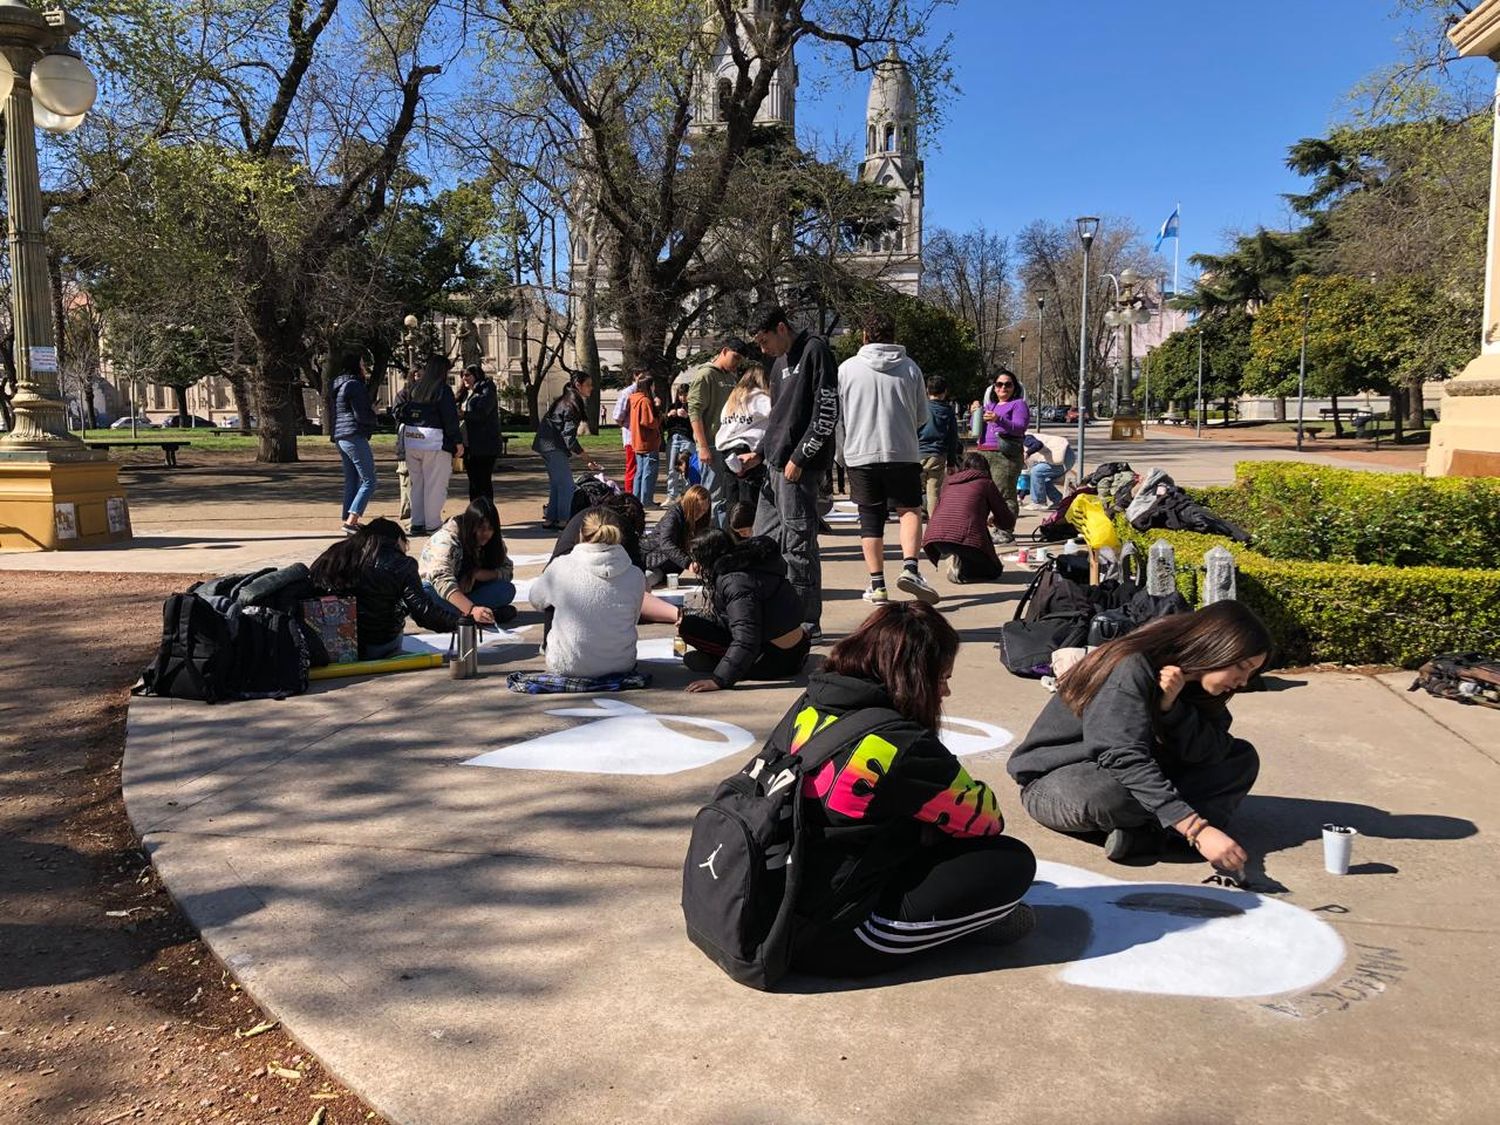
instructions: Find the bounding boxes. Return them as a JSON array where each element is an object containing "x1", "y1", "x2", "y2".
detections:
[
  {"x1": 457, "y1": 364, "x2": 501, "y2": 502},
  {"x1": 977, "y1": 368, "x2": 1030, "y2": 527},
  {"x1": 613, "y1": 378, "x2": 636, "y2": 496},
  {"x1": 533, "y1": 373, "x2": 601, "y2": 530},
  {"x1": 837, "y1": 308, "x2": 938, "y2": 606},
  {"x1": 627, "y1": 368, "x2": 662, "y2": 506},
  {"x1": 663, "y1": 382, "x2": 695, "y2": 500},
  {"x1": 917, "y1": 374, "x2": 963, "y2": 516},
  {"x1": 686, "y1": 337, "x2": 748, "y2": 526},
  {"x1": 741, "y1": 305, "x2": 839, "y2": 639},
  {"x1": 329, "y1": 353, "x2": 379, "y2": 536},
  {"x1": 394, "y1": 355, "x2": 461, "y2": 536}
]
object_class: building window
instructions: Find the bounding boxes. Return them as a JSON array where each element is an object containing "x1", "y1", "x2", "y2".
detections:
[
  {"x1": 717, "y1": 78, "x2": 732, "y2": 122},
  {"x1": 883, "y1": 124, "x2": 895, "y2": 152}
]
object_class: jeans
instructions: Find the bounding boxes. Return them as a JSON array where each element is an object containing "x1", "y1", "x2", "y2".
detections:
[
  {"x1": 1019, "y1": 739, "x2": 1261, "y2": 834},
  {"x1": 406, "y1": 446, "x2": 452, "y2": 532},
  {"x1": 363, "y1": 635, "x2": 404, "y2": 661},
  {"x1": 336, "y1": 437, "x2": 377, "y2": 519},
  {"x1": 699, "y1": 447, "x2": 730, "y2": 527},
  {"x1": 541, "y1": 449, "x2": 574, "y2": 525},
  {"x1": 633, "y1": 451, "x2": 660, "y2": 506},
  {"x1": 920, "y1": 454, "x2": 947, "y2": 516},
  {"x1": 423, "y1": 577, "x2": 516, "y2": 615},
  {"x1": 1029, "y1": 451, "x2": 1075, "y2": 505},
  {"x1": 753, "y1": 468, "x2": 822, "y2": 627},
  {"x1": 665, "y1": 434, "x2": 693, "y2": 499}
]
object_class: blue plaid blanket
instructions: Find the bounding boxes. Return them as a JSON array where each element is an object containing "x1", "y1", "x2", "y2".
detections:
[{"x1": 506, "y1": 670, "x2": 652, "y2": 694}]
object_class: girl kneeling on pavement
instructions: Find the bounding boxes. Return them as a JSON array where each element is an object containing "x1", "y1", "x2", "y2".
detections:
[
  {"x1": 678, "y1": 529, "x2": 810, "y2": 692},
  {"x1": 1006, "y1": 600, "x2": 1270, "y2": 872},
  {"x1": 418, "y1": 496, "x2": 516, "y2": 626},
  {"x1": 780, "y1": 602, "x2": 1036, "y2": 978},
  {"x1": 310, "y1": 518, "x2": 461, "y2": 660},
  {"x1": 641, "y1": 484, "x2": 712, "y2": 588},
  {"x1": 922, "y1": 452, "x2": 1016, "y2": 583}
]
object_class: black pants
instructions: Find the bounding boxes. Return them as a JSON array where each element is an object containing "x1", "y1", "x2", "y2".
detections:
[
  {"x1": 465, "y1": 455, "x2": 496, "y2": 502},
  {"x1": 679, "y1": 613, "x2": 810, "y2": 681},
  {"x1": 1020, "y1": 739, "x2": 1261, "y2": 834},
  {"x1": 794, "y1": 835, "x2": 1037, "y2": 978},
  {"x1": 932, "y1": 544, "x2": 1003, "y2": 582}
]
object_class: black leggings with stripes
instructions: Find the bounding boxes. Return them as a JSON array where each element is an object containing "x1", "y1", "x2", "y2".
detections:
[{"x1": 793, "y1": 834, "x2": 1037, "y2": 978}]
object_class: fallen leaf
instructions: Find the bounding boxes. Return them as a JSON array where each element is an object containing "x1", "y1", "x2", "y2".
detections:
[
  {"x1": 269, "y1": 1065, "x2": 303, "y2": 1081},
  {"x1": 236, "y1": 1021, "x2": 277, "y2": 1039},
  {"x1": 307, "y1": 1109, "x2": 327, "y2": 1125}
]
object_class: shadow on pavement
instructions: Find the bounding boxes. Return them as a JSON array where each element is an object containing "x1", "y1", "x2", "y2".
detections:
[{"x1": 1237, "y1": 794, "x2": 1477, "y2": 857}]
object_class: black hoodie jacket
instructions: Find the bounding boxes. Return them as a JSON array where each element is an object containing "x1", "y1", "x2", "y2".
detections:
[
  {"x1": 705, "y1": 535, "x2": 806, "y2": 686},
  {"x1": 757, "y1": 330, "x2": 840, "y2": 472},
  {"x1": 324, "y1": 540, "x2": 462, "y2": 655},
  {"x1": 756, "y1": 672, "x2": 1006, "y2": 928}
]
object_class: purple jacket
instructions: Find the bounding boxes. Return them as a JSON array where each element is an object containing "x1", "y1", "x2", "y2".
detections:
[{"x1": 979, "y1": 398, "x2": 1030, "y2": 450}]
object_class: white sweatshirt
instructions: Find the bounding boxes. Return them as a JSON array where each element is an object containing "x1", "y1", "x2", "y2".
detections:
[
  {"x1": 836, "y1": 343, "x2": 928, "y2": 467},
  {"x1": 528, "y1": 543, "x2": 644, "y2": 678}
]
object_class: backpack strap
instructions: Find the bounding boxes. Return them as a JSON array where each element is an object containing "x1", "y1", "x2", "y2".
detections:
[
  {"x1": 753, "y1": 705, "x2": 906, "y2": 795},
  {"x1": 1012, "y1": 559, "x2": 1057, "y2": 622}
]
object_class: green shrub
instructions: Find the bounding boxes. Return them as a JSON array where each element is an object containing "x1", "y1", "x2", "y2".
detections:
[
  {"x1": 1116, "y1": 519, "x2": 1500, "y2": 668},
  {"x1": 1185, "y1": 462, "x2": 1500, "y2": 569}
]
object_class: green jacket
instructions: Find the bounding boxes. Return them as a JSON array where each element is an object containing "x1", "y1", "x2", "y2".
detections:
[{"x1": 685, "y1": 361, "x2": 736, "y2": 444}]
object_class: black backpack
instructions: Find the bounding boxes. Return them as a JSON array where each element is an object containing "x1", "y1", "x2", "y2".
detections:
[
  {"x1": 138, "y1": 593, "x2": 239, "y2": 702},
  {"x1": 137, "y1": 594, "x2": 310, "y2": 703},
  {"x1": 681, "y1": 706, "x2": 903, "y2": 991}
]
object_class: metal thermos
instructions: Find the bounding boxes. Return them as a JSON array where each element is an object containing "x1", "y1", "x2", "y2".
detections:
[{"x1": 451, "y1": 617, "x2": 480, "y2": 680}]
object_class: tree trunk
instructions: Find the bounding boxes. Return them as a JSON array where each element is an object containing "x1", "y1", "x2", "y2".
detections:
[
  {"x1": 1272, "y1": 395, "x2": 1286, "y2": 422},
  {"x1": 1406, "y1": 373, "x2": 1427, "y2": 430},
  {"x1": 229, "y1": 371, "x2": 255, "y2": 431},
  {"x1": 254, "y1": 350, "x2": 303, "y2": 461},
  {"x1": 173, "y1": 384, "x2": 190, "y2": 426},
  {"x1": 1330, "y1": 393, "x2": 1343, "y2": 438}
]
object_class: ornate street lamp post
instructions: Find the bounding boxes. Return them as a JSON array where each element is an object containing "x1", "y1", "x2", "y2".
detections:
[
  {"x1": 1034, "y1": 294, "x2": 1046, "y2": 428},
  {"x1": 0, "y1": 0, "x2": 126, "y2": 550},
  {"x1": 401, "y1": 313, "x2": 420, "y2": 373},
  {"x1": 1103, "y1": 268, "x2": 1151, "y2": 415},
  {"x1": 1075, "y1": 217, "x2": 1098, "y2": 477}
]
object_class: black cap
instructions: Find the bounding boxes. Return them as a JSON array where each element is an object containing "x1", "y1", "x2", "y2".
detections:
[
  {"x1": 749, "y1": 304, "x2": 789, "y2": 335},
  {"x1": 717, "y1": 335, "x2": 750, "y2": 355}
]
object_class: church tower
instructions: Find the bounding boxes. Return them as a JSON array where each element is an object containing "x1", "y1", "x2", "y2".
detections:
[
  {"x1": 690, "y1": 1, "x2": 796, "y2": 133},
  {"x1": 855, "y1": 46, "x2": 923, "y2": 294}
]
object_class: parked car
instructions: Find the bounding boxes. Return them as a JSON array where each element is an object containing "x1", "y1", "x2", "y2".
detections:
[
  {"x1": 1038, "y1": 405, "x2": 1070, "y2": 423},
  {"x1": 109, "y1": 415, "x2": 156, "y2": 430},
  {"x1": 160, "y1": 415, "x2": 218, "y2": 429}
]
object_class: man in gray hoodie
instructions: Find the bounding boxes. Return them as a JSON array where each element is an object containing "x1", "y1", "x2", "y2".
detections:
[{"x1": 837, "y1": 309, "x2": 939, "y2": 605}]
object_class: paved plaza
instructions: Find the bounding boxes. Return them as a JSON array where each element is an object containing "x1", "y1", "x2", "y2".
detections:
[{"x1": 13, "y1": 433, "x2": 1497, "y2": 1123}]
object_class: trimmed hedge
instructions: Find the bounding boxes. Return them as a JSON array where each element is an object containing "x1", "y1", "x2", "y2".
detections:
[
  {"x1": 1188, "y1": 462, "x2": 1500, "y2": 569},
  {"x1": 1116, "y1": 519, "x2": 1500, "y2": 668}
]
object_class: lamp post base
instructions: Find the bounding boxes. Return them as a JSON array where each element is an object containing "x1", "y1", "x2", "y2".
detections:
[
  {"x1": 0, "y1": 452, "x2": 132, "y2": 550},
  {"x1": 1425, "y1": 352, "x2": 1500, "y2": 478}
]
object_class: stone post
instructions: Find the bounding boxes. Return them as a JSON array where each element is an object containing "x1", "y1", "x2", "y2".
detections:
[{"x1": 1428, "y1": 2, "x2": 1500, "y2": 477}]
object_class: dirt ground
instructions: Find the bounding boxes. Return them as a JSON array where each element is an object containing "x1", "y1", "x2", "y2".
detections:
[{"x1": 0, "y1": 571, "x2": 384, "y2": 1125}]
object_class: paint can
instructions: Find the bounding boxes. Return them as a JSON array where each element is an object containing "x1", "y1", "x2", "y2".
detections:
[
  {"x1": 1017, "y1": 547, "x2": 1029, "y2": 565},
  {"x1": 1322, "y1": 824, "x2": 1357, "y2": 875},
  {"x1": 667, "y1": 573, "x2": 680, "y2": 590}
]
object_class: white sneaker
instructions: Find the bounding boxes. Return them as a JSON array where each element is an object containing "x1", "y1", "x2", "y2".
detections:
[
  {"x1": 896, "y1": 569, "x2": 941, "y2": 605},
  {"x1": 862, "y1": 584, "x2": 889, "y2": 603}
]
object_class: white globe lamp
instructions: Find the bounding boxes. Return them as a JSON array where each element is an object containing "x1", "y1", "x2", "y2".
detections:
[
  {"x1": 33, "y1": 102, "x2": 84, "y2": 133},
  {"x1": 31, "y1": 49, "x2": 95, "y2": 117}
]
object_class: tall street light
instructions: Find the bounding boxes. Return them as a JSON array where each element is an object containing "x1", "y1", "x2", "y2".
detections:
[
  {"x1": 401, "y1": 313, "x2": 420, "y2": 373},
  {"x1": 1297, "y1": 289, "x2": 1312, "y2": 452},
  {"x1": 1075, "y1": 217, "x2": 1099, "y2": 477},
  {"x1": 1034, "y1": 295, "x2": 1046, "y2": 427},
  {"x1": 1103, "y1": 268, "x2": 1151, "y2": 416},
  {"x1": 0, "y1": 0, "x2": 124, "y2": 551}
]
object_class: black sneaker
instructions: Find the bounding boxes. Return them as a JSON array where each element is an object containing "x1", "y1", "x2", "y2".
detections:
[
  {"x1": 803, "y1": 623, "x2": 823, "y2": 643},
  {"x1": 973, "y1": 902, "x2": 1036, "y2": 947},
  {"x1": 683, "y1": 649, "x2": 718, "y2": 673},
  {"x1": 1104, "y1": 824, "x2": 1163, "y2": 863},
  {"x1": 494, "y1": 605, "x2": 518, "y2": 625}
]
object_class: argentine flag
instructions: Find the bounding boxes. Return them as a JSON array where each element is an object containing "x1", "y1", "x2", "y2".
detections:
[{"x1": 1154, "y1": 206, "x2": 1180, "y2": 252}]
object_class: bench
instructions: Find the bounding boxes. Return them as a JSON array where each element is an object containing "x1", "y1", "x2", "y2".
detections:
[
  {"x1": 1155, "y1": 414, "x2": 1190, "y2": 426},
  {"x1": 86, "y1": 440, "x2": 189, "y2": 466},
  {"x1": 499, "y1": 433, "x2": 516, "y2": 457}
]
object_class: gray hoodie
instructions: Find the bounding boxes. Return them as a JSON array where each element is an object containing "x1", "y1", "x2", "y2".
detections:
[{"x1": 836, "y1": 343, "x2": 929, "y2": 467}]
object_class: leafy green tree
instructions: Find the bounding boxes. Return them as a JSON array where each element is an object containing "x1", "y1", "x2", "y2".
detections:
[{"x1": 1142, "y1": 308, "x2": 1253, "y2": 419}]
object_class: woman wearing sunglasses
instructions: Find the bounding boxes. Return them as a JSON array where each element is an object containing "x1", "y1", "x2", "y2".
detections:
[{"x1": 977, "y1": 369, "x2": 1030, "y2": 524}]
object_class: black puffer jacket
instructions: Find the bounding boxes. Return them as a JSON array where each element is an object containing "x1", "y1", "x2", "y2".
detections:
[
  {"x1": 332, "y1": 540, "x2": 462, "y2": 655},
  {"x1": 459, "y1": 375, "x2": 502, "y2": 458},
  {"x1": 706, "y1": 535, "x2": 805, "y2": 687},
  {"x1": 641, "y1": 502, "x2": 695, "y2": 575}
]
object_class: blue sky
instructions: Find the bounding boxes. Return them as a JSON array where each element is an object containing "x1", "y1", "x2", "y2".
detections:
[{"x1": 795, "y1": 1, "x2": 1452, "y2": 279}]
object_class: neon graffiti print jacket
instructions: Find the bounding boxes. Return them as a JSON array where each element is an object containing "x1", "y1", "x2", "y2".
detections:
[{"x1": 766, "y1": 672, "x2": 1007, "y2": 929}]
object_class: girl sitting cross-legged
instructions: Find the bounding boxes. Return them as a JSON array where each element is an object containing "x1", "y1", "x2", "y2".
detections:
[
  {"x1": 528, "y1": 508, "x2": 647, "y2": 679},
  {"x1": 775, "y1": 602, "x2": 1037, "y2": 978}
]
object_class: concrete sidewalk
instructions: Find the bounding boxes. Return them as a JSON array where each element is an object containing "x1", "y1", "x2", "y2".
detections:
[{"x1": 118, "y1": 475, "x2": 1500, "y2": 1123}]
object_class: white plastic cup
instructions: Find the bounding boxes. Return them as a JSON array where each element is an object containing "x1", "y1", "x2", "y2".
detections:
[
  {"x1": 1322, "y1": 824, "x2": 1357, "y2": 875},
  {"x1": 667, "y1": 573, "x2": 680, "y2": 590}
]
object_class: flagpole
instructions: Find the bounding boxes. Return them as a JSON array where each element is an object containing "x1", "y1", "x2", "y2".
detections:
[{"x1": 1173, "y1": 200, "x2": 1181, "y2": 297}]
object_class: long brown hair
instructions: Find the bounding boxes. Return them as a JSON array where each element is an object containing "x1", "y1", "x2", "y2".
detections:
[
  {"x1": 722, "y1": 364, "x2": 769, "y2": 418},
  {"x1": 823, "y1": 602, "x2": 960, "y2": 731},
  {"x1": 678, "y1": 485, "x2": 711, "y2": 540},
  {"x1": 1059, "y1": 601, "x2": 1273, "y2": 715}
]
